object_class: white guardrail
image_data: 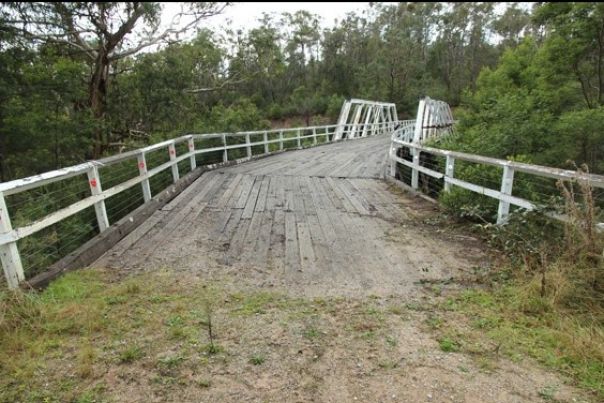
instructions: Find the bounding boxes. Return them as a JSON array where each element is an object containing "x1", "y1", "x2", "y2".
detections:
[
  {"x1": 389, "y1": 138, "x2": 604, "y2": 225},
  {"x1": 0, "y1": 121, "x2": 397, "y2": 288}
]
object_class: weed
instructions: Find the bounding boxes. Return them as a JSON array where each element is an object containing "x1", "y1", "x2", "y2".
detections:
[
  {"x1": 74, "y1": 383, "x2": 107, "y2": 403},
  {"x1": 385, "y1": 335, "x2": 398, "y2": 347},
  {"x1": 458, "y1": 365, "x2": 470, "y2": 373},
  {"x1": 360, "y1": 330, "x2": 376, "y2": 340},
  {"x1": 231, "y1": 292, "x2": 280, "y2": 316},
  {"x1": 75, "y1": 389, "x2": 105, "y2": 403},
  {"x1": 203, "y1": 342, "x2": 223, "y2": 355},
  {"x1": 124, "y1": 283, "x2": 141, "y2": 295},
  {"x1": 471, "y1": 316, "x2": 498, "y2": 330},
  {"x1": 537, "y1": 385, "x2": 558, "y2": 401},
  {"x1": 158, "y1": 355, "x2": 185, "y2": 370},
  {"x1": 118, "y1": 345, "x2": 144, "y2": 363},
  {"x1": 425, "y1": 315, "x2": 443, "y2": 330},
  {"x1": 76, "y1": 343, "x2": 96, "y2": 378},
  {"x1": 431, "y1": 285, "x2": 443, "y2": 296},
  {"x1": 200, "y1": 293, "x2": 217, "y2": 354},
  {"x1": 165, "y1": 315, "x2": 184, "y2": 327},
  {"x1": 303, "y1": 327, "x2": 320, "y2": 340},
  {"x1": 197, "y1": 378, "x2": 211, "y2": 388},
  {"x1": 249, "y1": 354, "x2": 266, "y2": 365},
  {"x1": 476, "y1": 356, "x2": 497, "y2": 372},
  {"x1": 405, "y1": 301, "x2": 429, "y2": 311},
  {"x1": 148, "y1": 295, "x2": 172, "y2": 303},
  {"x1": 439, "y1": 337, "x2": 460, "y2": 352},
  {"x1": 105, "y1": 295, "x2": 127, "y2": 305},
  {"x1": 387, "y1": 304, "x2": 406, "y2": 315},
  {"x1": 364, "y1": 306, "x2": 380, "y2": 316}
]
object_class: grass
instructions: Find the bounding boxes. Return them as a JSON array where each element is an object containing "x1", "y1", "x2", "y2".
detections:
[
  {"x1": 302, "y1": 326, "x2": 320, "y2": 340},
  {"x1": 0, "y1": 269, "x2": 213, "y2": 401},
  {"x1": 157, "y1": 354, "x2": 186, "y2": 370},
  {"x1": 431, "y1": 285, "x2": 604, "y2": 398},
  {"x1": 118, "y1": 345, "x2": 144, "y2": 363},
  {"x1": 438, "y1": 337, "x2": 460, "y2": 353},
  {"x1": 0, "y1": 269, "x2": 337, "y2": 401},
  {"x1": 1, "y1": 265, "x2": 602, "y2": 401},
  {"x1": 230, "y1": 291, "x2": 282, "y2": 315}
]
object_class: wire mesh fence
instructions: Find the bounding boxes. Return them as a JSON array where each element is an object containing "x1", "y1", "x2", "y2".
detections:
[
  {"x1": 1, "y1": 122, "x2": 383, "y2": 287},
  {"x1": 391, "y1": 140, "x2": 604, "y2": 225}
]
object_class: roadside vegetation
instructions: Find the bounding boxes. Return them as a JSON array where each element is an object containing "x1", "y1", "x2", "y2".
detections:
[{"x1": 428, "y1": 166, "x2": 604, "y2": 399}]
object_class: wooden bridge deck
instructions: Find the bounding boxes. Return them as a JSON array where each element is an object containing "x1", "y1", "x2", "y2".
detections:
[{"x1": 95, "y1": 136, "x2": 484, "y2": 296}]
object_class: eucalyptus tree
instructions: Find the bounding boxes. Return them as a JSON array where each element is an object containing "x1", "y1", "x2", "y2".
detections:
[
  {"x1": 281, "y1": 10, "x2": 320, "y2": 89},
  {"x1": 534, "y1": 2, "x2": 604, "y2": 109},
  {"x1": 491, "y1": 3, "x2": 531, "y2": 48},
  {"x1": 2, "y1": 2, "x2": 228, "y2": 157}
]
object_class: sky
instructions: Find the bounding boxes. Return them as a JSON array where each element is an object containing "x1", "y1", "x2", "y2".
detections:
[
  {"x1": 162, "y1": 2, "x2": 377, "y2": 33},
  {"x1": 152, "y1": 2, "x2": 531, "y2": 51}
]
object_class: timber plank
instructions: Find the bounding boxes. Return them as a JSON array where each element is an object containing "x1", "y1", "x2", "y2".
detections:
[
  {"x1": 297, "y1": 222, "x2": 315, "y2": 273},
  {"x1": 284, "y1": 211, "x2": 301, "y2": 273},
  {"x1": 234, "y1": 175, "x2": 256, "y2": 209},
  {"x1": 242, "y1": 176, "x2": 262, "y2": 219}
]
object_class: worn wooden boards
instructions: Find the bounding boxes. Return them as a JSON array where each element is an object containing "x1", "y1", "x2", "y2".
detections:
[
  {"x1": 94, "y1": 137, "x2": 482, "y2": 296},
  {"x1": 218, "y1": 135, "x2": 391, "y2": 178}
]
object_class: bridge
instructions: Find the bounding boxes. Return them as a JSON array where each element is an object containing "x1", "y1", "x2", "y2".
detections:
[{"x1": 0, "y1": 98, "x2": 602, "y2": 290}]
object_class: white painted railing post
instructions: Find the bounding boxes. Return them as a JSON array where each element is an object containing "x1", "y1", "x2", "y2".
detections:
[
  {"x1": 497, "y1": 164, "x2": 515, "y2": 224},
  {"x1": 279, "y1": 131, "x2": 284, "y2": 150},
  {"x1": 263, "y1": 131, "x2": 269, "y2": 154},
  {"x1": 87, "y1": 166, "x2": 110, "y2": 232},
  {"x1": 246, "y1": 134, "x2": 252, "y2": 158},
  {"x1": 187, "y1": 136, "x2": 196, "y2": 171},
  {"x1": 168, "y1": 142, "x2": 179, "y2": 183},
  {"x1": 0, "y1": 192, "x2": 24, "y2": 288},
  {"x1": 297, "y1": 129, "x2": 301, "y2": 148},
  {"x1": 389, "y1": 145, "x2": 397, "y2": 177},
  {"x1": 137, "y1": 152, "x2": 152, "y2": 202},
  {"x1": 411, "y1": 148, "x2": 420, "y2": 189},
  {"x1": 324, "y1": 127, "x2": 329, "y2": 142},
  {"x1": 413, "y1": 99, "x2": 427, "y2": 144},
  {"x1": 445, "y1": 155, "x2": 455, "y2": 192},
  {"x1": 312, "y1": 128, "x2": 317, "y2": 145},
  {"x1": 222, "y1": 134, "x2": 228, "y2": 162}
]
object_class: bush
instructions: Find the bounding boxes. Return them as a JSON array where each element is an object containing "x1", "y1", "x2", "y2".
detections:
[
  {"x1": 266, "y1": 103, "x2": 284, "y2": 120},
  {"x1": 326, "y1": 94, "x2": 345, "y2": 121},
  {"x1": 475, "y1": 167, "x2": 604, "y2": 309}
]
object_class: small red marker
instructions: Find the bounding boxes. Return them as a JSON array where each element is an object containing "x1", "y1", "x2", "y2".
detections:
[
  {"x1": 170, "y1": 149, "x2": 175, "y2": 155},
  {"x1": 139, "y1": 162, "x2": 145, "y2": 169},
  {"x1": 89, "y1": 179, "x2": 97, "y2": 188}
]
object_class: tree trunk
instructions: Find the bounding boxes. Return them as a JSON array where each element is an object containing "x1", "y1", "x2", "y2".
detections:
[
  {"x1": 389, "y1": 67, "x2": 395, "y2": 100},
  {"x1": 0, "y1": 128, "x2": 6, "y2": 182},
  {"x1": 89, "y1": 50, "x2": 110, "y2": 159}
]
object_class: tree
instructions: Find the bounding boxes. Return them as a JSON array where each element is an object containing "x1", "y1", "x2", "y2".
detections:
[
  {"x1": 533, "y1": 2, "x2": 604, "y2": 109},
  {"x1": 491, "y1": 3, "x2": 531, "y2": 48},
  {"x1": 108, "y1": 29, "x2": 226, "y2": 141},
  {"x1": 3, "y1": 2, "x2": 228, "y2": 157},
  {"x1": 282, "y1": 11, "x2": 320, "y2": 88}
]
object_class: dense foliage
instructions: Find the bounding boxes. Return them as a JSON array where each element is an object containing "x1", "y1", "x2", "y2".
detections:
[
  {"x1": 2, "y1": 2, "x2": 602, "y2": 179},
  {"x1": 438, "y1": 2, "x2": 604, "y2": 174},
  {"x1": 1, "y1": 2, "x2": 536, "y2": 181}
]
